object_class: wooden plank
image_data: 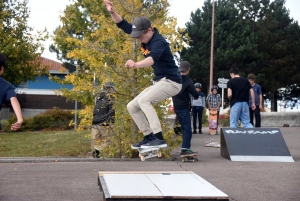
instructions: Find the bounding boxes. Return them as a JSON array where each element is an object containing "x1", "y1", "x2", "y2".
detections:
[
  {"x1": 102, "y1": 174, "x2": 163, "y2": 199},
  {"x1": 98, "y1": 172, "x2": 229, "y2": 200},
  {"x1": 146, "y1": 174, "x2": 228, "y2": 199},
  {"x1": 98, "y1": 171, "x2": 194, "y2": 177}
]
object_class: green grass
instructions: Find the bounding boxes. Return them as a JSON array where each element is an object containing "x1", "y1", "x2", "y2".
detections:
[{"x1": 0, "y1": 130, "x2": 91, "y2": 157}]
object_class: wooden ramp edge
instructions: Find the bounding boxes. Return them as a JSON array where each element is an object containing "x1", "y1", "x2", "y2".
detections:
[{"x1": 98, "y1": 171, "x2": 195, "y2": 176}]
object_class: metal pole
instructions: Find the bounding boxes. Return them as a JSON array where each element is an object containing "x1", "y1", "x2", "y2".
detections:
[
  {"x1": 209, "y1": 0, "x2": 215, "y2": 92},
  {"x1": 221, "y1": 87, "x2": 224, "y2": 114},
  {"x1": 74, "y1": 68, "x2": 78, "y2": 130}
]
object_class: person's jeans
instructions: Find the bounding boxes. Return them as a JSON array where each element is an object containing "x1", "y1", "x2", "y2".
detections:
[
  {"x1": 127, "y1": 78, "x2": 182, "y2": 135},
  {"x1": 230, "y1": 102, "x2": 253, "y2": 128},
  {"x1": 192, "y1": 106, "x2": 204, "y2": 130},
  {"x1": 175, "y1": 109, "x2": 192, "y2": 149},
  {"x1": 249, "y1": 105, "x2": 261, "y2": 127}
]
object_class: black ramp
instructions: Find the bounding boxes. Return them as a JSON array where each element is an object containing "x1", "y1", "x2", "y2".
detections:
[{"x1": 220, "y1": 128, "x2": 294, "y2": 162}]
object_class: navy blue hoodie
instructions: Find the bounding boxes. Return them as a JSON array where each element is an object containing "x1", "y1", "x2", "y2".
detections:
[
  {"x1": 172, "y1": 75, "x2": 198, "y2": 110},
  {"x1": 116, "y1": 19, "x2": 182, "y2": 84}
]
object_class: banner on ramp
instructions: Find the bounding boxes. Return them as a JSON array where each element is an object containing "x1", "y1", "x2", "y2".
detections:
[{"x1": 220, "y1": 128, "x2": 294, "y2": 162}]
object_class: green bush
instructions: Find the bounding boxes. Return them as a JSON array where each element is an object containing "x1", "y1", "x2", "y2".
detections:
[{"x1": 2, "y1": 107, "x2": 73, "y2": 132}]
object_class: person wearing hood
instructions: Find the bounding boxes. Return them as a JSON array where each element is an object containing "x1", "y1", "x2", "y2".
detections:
[
  {"x1": 172, "y1": 61, "x2": 199, "y2": 157},
  {"x1": 91, "y1": 82, "x2": 115, "y2": 158}
]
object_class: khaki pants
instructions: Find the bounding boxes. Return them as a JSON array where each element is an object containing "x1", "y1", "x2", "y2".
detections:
[
  {"x1": 127, "y1": 78, "x2": 182, "y2": 135},
  {"x1": 91, "y1": 124, "x2": 112, "y2": 152}
]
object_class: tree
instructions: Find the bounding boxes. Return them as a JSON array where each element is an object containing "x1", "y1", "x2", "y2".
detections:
[
  {"x1": 253, "y1": 0, "x2": 300, "y2": 111},
  {"x1": 181, "y1": 0, "x2": 300, "y2": 111},
  {"x1": 51, "y1": 0, "x2": 185, "y2": 157},
  {"x1": 180, "y1": 0, "x2": 261, "y2": 95},
  {"x1": 0, "y1": 0, "x2": 48, "y2": 86}
]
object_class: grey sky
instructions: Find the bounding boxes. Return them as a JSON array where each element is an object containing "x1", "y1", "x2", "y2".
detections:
[{"x1": 26, "y1": 0, "x2": 300, "y2": 61}]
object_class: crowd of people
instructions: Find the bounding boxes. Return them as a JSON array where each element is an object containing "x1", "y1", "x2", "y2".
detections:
[{"x1": 0, "y1": 1, "x2": 263, "y2": 159}]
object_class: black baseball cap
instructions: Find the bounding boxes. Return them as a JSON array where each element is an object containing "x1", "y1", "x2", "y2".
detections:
[{"x1": 130, "y1": 17, "x2": 151, "y2": 38}]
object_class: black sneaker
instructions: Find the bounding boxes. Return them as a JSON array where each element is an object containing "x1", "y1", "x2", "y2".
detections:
[
  {"x1": 141, "y1": 138, "x2": 167, "y2": 148},
  {"x1": 192, "y1": 130, "x2": 197, "y2": 134},
  {"x1": 198, "y1": 130, "x2": 203, "y2": 134},
  {"x1": 180, "y1": 149, "x2": 198, "y2": 156},
  {"x1": 131, "y1": 137, "x2": 149, "y2": 149}
]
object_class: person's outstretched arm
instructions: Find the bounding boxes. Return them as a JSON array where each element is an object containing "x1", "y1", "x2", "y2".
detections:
[
  {"x1": 10, "y1": 97, "x2": 23, "y2": 131},
  {"x1": 103, "y1": 0, "x2": 123, "y2": 23}
]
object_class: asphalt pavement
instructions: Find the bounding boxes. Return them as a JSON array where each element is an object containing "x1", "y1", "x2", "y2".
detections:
[{"x1": 0, "y1": 127, "x2": 299, "y2": 201}]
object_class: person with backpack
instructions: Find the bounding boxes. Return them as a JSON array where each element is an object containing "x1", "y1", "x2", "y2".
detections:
[{"x1": 91, "y1": 82, "x2": 115, "y2": 157}]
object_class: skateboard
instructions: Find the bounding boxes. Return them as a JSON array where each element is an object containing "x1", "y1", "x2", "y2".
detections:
[
  {"x1": 209, "y1": 109, "x2": 218, "y2": 135},
  {"x1": 204, "y1": 139, "x2": 221, "y2": 148},
  {"x1": 137, "y1": 147, "x2": 162, "y2": 161},
  {"x1": 180, "y1": 154, "x2": 198, "y2": 162}
]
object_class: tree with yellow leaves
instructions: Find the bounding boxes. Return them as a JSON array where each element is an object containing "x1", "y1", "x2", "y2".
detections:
[{"x1": 51, "y1": 0, "x2": 187, "y2": 158}]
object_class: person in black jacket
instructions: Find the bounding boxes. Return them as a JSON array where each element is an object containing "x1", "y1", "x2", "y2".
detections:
[
  {"x1": 103, "y1": 0, "x2": 182, "y2": 149},
  {"x1": 91, "y1": 82, "x2": 115, "y2": 157},
  {"x1": 172, "y1": 61, "x2": 199, "y2": 156}
]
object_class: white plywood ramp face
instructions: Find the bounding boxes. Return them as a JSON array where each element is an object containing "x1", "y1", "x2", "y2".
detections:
[{"x1": 98, "y1": 171, "x2": 229, "y2": 200}]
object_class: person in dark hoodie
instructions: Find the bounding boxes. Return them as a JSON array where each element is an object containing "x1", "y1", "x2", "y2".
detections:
[
  {"x1": 103, "y1": 0, "x2": 182, "y2": 149},
  {"x1": 91, "y1": 82, "x2": 115, "y2": 158},
  {"x1": 172, "y1": 61, "x2": 199, "y2": 157}
]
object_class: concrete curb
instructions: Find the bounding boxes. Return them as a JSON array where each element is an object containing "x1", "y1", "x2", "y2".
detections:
[{"x1": 0, "y1": 157, "x2": 177, "y2": 163}]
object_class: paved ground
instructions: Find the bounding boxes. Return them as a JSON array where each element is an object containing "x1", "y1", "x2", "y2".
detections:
[{"x1": 0, "y1": 127, "x2": 299, "y2": 201}]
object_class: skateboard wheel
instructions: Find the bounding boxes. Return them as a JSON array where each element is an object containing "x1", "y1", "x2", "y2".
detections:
[
  {"x1": 182, "y1": 159, "x2": 185, "y2": 162},
  {"x1": 158, "y1": 152, "x2": 162, "y2": 158},
  {"x1": 140, "y1": 155, "x2": 145, "y2": 161}
]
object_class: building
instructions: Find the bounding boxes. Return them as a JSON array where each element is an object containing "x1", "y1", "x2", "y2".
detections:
[{"x1": 1, "y1": 57, "x2": 81, "y2": 119}]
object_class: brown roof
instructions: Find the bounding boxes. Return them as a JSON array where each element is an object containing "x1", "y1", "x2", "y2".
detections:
[{"x1": 38, "y1": 57, "x2": 67, "y2": 72}]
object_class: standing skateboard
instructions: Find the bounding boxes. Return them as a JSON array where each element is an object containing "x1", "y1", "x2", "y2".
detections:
[
  {"x1": 180, "y1": 154, "x2": 198, "y2": 162},
  {"x1": 137, "y1": 147, "x2": 162, "y2": 161},
  {"x1": 204, "y1": 139, "x2": 221, "y2": 148},
  {"x1": 209, "y1": 109, "x2": 218, "y2": 135}
]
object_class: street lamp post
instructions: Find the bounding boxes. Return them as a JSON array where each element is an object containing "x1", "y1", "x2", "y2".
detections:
[{"x1": 209, "y1": 0, "x2": 215, "y2": 92}]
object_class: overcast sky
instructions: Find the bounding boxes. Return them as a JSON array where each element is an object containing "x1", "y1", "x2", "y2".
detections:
[{"x1": 27, "y1": 0, "x2": 300, "y2": 62}]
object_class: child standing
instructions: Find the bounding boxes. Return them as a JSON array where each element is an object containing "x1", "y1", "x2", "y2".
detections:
[
  {"x1": 172, "y1": 61, "x2": 198, "y2": 156},
  {"x1": 191, "y1": 83, "x2": 205, "y2": 134},
  {"x1": 206, "y1": 85, "x2": 221, "y2": 134}
]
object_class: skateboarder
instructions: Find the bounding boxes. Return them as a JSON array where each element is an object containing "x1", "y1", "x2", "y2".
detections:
[
  {"x1": 227, "y1": 67, "x2": 255, "y2": 128},
  {"x1": 191, "y1": 83, "x2": 205, "y2": 134},
  {"x1": 247, "y1": 74, "x2": 262, "y2": 127},
  {"x1": 103, "y1": 0, "x2": 182, "y2": 149},
  {"x1": 91, "y1": 82, "x2": 115, "y2": 157},
  {"x1": 172, "y1": 61, "x2": 198, "y2": 157},
  {"x1": 206, "y1": 85, "x2": 221, "y2": 134},
  {"x1": 0, "y1": 53, "x2": 23, "y2": 131}
]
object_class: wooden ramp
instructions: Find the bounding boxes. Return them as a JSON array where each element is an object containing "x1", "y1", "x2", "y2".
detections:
[{"x1": 98, "y1": 171, "x2": 229, "y2": 201}]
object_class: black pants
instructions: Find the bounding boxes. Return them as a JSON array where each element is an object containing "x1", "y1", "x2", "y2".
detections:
[
  {"x1": 192, "y1": 106, "x2": 204, "y2": 131},
  {"x1": 249, "y1": 105, "x2": 261, "y2": 127}
]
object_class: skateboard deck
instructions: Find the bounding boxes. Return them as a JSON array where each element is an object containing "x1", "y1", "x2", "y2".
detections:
[
  {"x1": 180, "y1": 154, "x2": 199, "y2": 163},
  {"x1": 204, "y1": 139, "x2": 220, "y2": 148},
  {"x1": 209, "y1": 109, "x2": 218, "y2": 135},
  {"x1": 137, "y1": 147, "x2": 162, "y2": 161}
]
